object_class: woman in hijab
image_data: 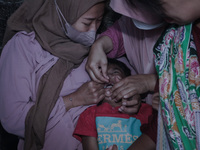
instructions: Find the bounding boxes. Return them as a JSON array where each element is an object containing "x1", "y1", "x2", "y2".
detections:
[
  {"x1": 86, "y1": 0, "x2": 167, "y2": 149},
  {"x1": 135, "y1": 0, "x2": 200, "y2": 149},
  {"x1": 0, "y1": 0, "x2": 106, "y2": 149},
  {"x1": 86, "y1": 0, "x2": 165, "y2": 114}
]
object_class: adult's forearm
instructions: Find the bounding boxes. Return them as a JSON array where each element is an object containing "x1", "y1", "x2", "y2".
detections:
[{"x1": 92, "y1": 36, "x2": 113, "y2": 54}]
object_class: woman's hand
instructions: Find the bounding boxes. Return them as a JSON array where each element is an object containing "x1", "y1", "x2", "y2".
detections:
[
  {"x1": 111, "y1": 74, "x2": 157, "y2": 101},
  {"x1": 86, "y1": 36, "x2": 113, "y2": 83},
  {"x1": 63, "y1": 81, "x2": 105, "y2": 110},
  {"x1": 108, "y1": 74, "x2": 157, "y2": 114},
  {"x1": 118, "y1": 94, "x2": 141, "y2": 115},
  {"x1": 74, "y1": 81, "x2": 106, "y2": 105}
]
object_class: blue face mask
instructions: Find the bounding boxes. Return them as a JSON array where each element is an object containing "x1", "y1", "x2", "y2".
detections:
[
  {"x1": 132, "y1": 19, "x2": 164, "y2": 30},
  {"x1": 55, "y1": 0, "x2": 96, "y2": 47}
]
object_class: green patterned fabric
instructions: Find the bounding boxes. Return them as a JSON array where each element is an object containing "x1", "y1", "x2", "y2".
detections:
[{"x1": 154, "y1": 24, "x2": 200, "y2": 149}]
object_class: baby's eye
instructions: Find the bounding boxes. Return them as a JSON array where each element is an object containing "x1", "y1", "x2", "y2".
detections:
[{"x1": 113, "y1": 71, "x2": 120, "y2": 74}]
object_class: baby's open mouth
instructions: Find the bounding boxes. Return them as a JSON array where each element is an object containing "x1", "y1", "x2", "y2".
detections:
[{"x1": 104, "y1": 83, "x2": 113, "y2": 89}]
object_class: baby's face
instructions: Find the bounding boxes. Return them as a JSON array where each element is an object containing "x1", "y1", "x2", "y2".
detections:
[
  {"x1": 104, "y1": 64, "x2": 126, "y2": 106},
  {"x1": 106, "y1": 64, "x2": 126, "y2": 85}
]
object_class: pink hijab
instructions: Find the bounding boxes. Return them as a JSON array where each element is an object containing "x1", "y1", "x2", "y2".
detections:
[
  {"x1": 110, "y1": 0, "x2": 163, "y2": 25},
  {"x1": 110, "y1": 0, "x2": 165, "y2": 104}
]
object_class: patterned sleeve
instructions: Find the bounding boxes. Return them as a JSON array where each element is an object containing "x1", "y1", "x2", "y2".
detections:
[
  {"x1": 73, "y1": 106, "x2": 97, "y2": 141},
  {"x1": 98, "y1": 20, "x2": 125, "y2": 58}
]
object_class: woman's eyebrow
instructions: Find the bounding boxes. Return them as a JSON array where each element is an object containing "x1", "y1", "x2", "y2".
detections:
[
  {"x1": 83, "y1": 17, "x2": 95, "y2": 21},
  {"x1": 83, "y1": 15, "x2": 103, "y2": 21}
]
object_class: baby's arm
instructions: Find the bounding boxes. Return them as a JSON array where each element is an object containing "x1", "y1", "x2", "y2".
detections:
[{"x1": 82, "y1": 136, "x2": 98, "y2": 150}]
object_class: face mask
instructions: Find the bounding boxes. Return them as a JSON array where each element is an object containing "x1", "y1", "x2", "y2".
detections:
[
  {"x1": 54, "y1": 0, "x2": 96, "y2": 46},
  {"x1": 132, "y1": 19, "x2": 164, "y2": 30},
  {"x1": 65, "y1": 21, "x2": 96, "y2": 47}
]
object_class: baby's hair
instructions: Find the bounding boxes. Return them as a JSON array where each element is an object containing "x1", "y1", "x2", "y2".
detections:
[{"x1": 107, "y1": 58, "x2": 131, "y2": 77}]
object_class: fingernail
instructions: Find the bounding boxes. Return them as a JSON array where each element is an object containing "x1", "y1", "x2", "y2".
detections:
[
  {"x1": 108, "y1": 145, "x2": 113, "y2": 150},
  {"x1": 122, "y1": 102, "x2": 126, "y2": 106},
  {"x1": 124, "y1": 95, "x2": 128, "y2": 98},
  {"x1": 119, "y1": 106, "x2": 124, "y2": 111},
  {"x1": 118, "y1": 108, "x2": 122, "y2": 112},
  {"x1": 106, "y1": 91, "x2": 110, "y2": 95}
]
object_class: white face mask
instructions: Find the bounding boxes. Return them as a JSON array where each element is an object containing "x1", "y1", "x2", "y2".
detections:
[
  {"x1": 132, "y1": 19, "x2": 164, "y2": 30},
  {"x1": 55, "y1": 0, "x2": 96, "y2": 46}
]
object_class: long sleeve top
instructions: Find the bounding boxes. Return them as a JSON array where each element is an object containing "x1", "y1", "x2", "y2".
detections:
[{"x1": 0, "y1": 31, "x2": 91, "y2": 150}]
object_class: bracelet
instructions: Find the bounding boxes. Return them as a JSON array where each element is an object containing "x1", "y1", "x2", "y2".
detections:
[
  {"x1": 69, "y1": 97, "x2": 74, "y2": 108},
  {"x1": 69, "y1": 97, "x2": 72, "y2": 101}
]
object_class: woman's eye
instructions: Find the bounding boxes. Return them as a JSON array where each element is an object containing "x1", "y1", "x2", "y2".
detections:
[
  {"x1": 97, "y1": 19, "x2": 102, "y2": 22},
  {"x1": 83, "y1": 22, "x2": 90, "y2": 26}
]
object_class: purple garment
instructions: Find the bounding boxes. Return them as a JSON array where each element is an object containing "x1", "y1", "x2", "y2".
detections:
[
  {"x1": 0, "y1": 31, "x2": 91, "y2": 150},
  {"x1": 110, "y1": 0, "x2": 163, "y2": 25}
]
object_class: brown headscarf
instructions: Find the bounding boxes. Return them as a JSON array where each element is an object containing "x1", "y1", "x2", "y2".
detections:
[{"x1": 3, "y1": 0, "x2": 105, "y2": 149}]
